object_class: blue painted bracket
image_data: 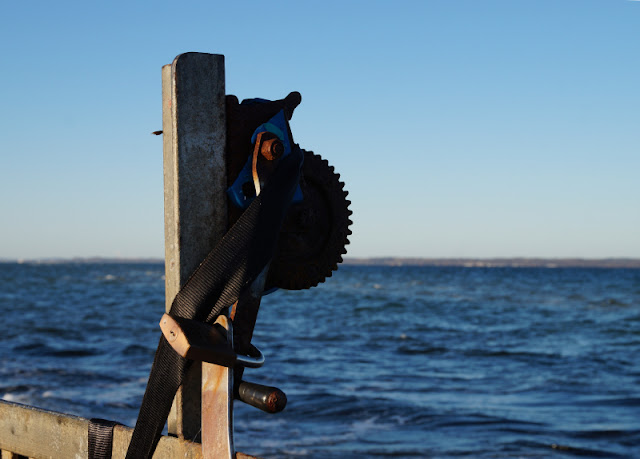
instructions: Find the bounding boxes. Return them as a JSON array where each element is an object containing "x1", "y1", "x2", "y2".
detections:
[{"x1": 227, "y1": 108, "x2": 303, "y2": 209}]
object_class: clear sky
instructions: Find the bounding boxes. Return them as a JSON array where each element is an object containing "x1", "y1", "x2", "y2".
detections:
[{"x1": 1, "y1": 0, "x2": 638, "y2": 260}]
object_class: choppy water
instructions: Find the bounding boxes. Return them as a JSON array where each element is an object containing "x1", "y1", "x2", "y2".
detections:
[{"x1": 0, "y1": 263, "x2": 639, "y2": 458}]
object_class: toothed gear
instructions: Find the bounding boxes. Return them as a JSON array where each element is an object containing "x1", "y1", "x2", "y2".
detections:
[{"x1": 266, "y1": 149, "x2": 352, "y2": 290}]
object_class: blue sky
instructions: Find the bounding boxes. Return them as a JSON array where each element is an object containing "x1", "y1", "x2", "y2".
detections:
[{"x1": 1, "y1": 1, "x2": 638, "y2": 260}]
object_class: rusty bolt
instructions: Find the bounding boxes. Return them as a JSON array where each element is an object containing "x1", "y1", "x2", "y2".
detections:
[{"x1": 260, "y1": 138, "x2": 284, "y2": 161}]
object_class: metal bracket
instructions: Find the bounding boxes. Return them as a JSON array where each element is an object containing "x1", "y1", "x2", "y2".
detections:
[{"x1": 160, "y1": 314, "x2": 265, "y2": 368}]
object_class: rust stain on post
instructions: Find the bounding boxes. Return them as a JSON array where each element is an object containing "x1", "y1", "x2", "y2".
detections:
[{"x1": 202, "y1": 315, "x2": 234, "y2": 459}]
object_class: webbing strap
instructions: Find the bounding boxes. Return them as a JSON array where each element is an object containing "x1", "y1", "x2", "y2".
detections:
[
  {"x1": 88, "y1": 418, "x2": 119, "y2": 459},
  {"x1": 125, "y1": 147, "x2": 302, "y2": 458}
]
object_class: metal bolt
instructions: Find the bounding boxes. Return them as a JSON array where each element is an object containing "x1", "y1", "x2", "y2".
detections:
[{"x1": 260, "y1": 138, "x2": 284, "y2": 161}]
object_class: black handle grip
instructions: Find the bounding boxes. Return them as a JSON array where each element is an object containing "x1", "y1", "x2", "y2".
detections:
[{"x1": 237, "y1": 381, "x2": 287, "y2": 414}]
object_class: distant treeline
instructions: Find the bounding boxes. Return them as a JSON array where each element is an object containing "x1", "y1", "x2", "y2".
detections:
[
  {"x1": 0, "y1": 257, "x2": 164, "y2": 264},
  {"x1": 342, "y1": 258, "x2": 640, "y2": 269},
  {"x1": 3, "y1": 257, "x2": 640, "y2": 269}
]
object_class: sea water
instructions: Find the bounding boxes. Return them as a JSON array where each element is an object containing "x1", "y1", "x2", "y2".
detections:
[{"x1": 0, "y1": 263, "x2": 638, "y2": 458}]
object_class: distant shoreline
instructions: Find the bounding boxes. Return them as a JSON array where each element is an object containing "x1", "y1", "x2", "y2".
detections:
[
  {"x1": 2, "y1": 256, "x2": 640, "y2": 269},
  {"x1": 343, "y1": 257, "x2": 640, "y2": 269}
]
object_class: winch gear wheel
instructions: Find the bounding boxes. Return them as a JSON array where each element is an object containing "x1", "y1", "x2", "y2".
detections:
[{"x1": 266, "y1": 149, "x2": 352, "y2": 290}]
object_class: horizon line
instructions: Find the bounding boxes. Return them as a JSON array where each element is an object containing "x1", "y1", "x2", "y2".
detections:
[{"x1": 2, "y1": 256, "x2": 640, "y2": 268}]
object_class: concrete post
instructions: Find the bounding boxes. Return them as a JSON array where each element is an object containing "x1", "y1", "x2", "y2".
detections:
[{"x1": 162, "y1": 52, "x2": 228, "y2": 440}]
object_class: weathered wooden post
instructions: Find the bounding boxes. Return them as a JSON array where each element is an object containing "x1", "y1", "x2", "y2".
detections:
[{"x1": 161, "y1": 52, "x2": 229, "y2": 443}]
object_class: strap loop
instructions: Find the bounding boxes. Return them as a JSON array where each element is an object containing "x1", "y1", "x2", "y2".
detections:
[
  {"x1": 88, "y1": 418, "x2": 119, "y2": 459},
  {"x1": 236, "y1": 344, "x2": 265, "y2": 368}
]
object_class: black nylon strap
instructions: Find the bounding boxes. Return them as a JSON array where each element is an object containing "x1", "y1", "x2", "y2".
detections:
[
  {"x1": 126, "y1": 147, "x2": 302, "y2": 459},
  {"x1": 88, "y1": 418, "x2": 119, "y2": 459}
]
